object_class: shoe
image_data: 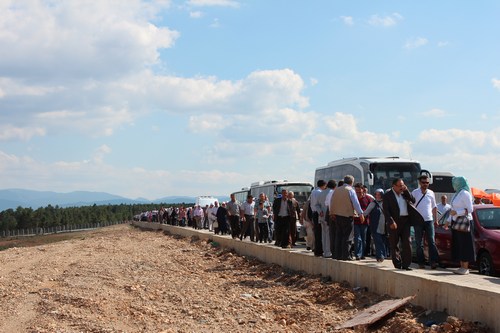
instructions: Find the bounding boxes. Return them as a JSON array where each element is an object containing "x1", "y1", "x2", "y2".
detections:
[
  {"x1": 306, "y1": 247, "x2": 311, "y2": 251},
  {"x1": 454, "y1": 268, "x2": 470, "y2": 275},
  {"x1": 360, "y1": 256, "x2": 365, "y2": 260},
  {"x1": 355, "y1": 257, "x2": 361, "y2": 261},
  {"x1": 418, "y1": 264, "x2": 425, "y2": 269},
  {"x1": 402, "y1": 267, "x2": 413, "y2": 271},
  {"x1": 376, "y1": 258, "x2": 384, "y2": 263}
]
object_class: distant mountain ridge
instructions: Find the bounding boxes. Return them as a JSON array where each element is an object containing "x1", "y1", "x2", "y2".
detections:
[{"x1": 0, "y1": 189, "x2": 229, "y2": 211}]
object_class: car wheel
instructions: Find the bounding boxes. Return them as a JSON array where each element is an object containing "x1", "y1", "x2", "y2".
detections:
[{"x1": 478, "y1": 252, "x2": 494, "y2": 276}]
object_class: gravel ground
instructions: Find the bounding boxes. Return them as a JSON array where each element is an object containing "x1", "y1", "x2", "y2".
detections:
[{"x1": 0, "y1": 224, "x2": 491, "y2": 332}]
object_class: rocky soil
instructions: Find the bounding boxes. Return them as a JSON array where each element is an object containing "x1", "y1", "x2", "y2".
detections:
[{"x1": 0, "y1": 224, "x2": 491, "y2": 332}]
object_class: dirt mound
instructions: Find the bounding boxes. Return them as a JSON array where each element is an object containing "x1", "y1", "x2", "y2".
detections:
[{"x1": 0, "y1": 224, "x2": 491, "y2": 332}]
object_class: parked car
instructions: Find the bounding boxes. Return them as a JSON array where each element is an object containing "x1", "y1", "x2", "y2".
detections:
[{"x1": 434, "y1": 204, "x2": 500, "y2": 276}]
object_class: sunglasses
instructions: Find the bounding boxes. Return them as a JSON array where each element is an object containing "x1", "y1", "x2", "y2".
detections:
[{"x1": 420, "y1": 181, "x2": 429, "y2": 184}]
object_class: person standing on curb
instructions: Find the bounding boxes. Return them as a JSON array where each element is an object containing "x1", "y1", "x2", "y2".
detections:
[
  {"x1": 412, "y1": 175, "x2": 439, "y2": 269},
  {"x1": 227, "y1": 193, "x2": 242, "y2": 239}
]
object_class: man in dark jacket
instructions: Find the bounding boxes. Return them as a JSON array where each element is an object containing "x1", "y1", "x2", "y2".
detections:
[
  {"x1": 383, "y1": 178, "x2": 424, "y2": 270},
  {"x1": 272, "y1": 189, "x2": 294, "y2": 248}
]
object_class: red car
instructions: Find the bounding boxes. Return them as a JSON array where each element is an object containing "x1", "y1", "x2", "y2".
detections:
[{"x1": 435, "y1": 204, "x2": 500, "y2": 276}]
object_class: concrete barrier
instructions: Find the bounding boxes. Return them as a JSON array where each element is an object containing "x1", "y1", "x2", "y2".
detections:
[{"x1": 133, "y1": 221, "x2": 500, "y2": 331}]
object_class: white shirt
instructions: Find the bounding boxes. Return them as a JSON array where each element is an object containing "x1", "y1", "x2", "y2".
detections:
[
  {"x1": 395, "y1": 191, "x2": 409, "y2": 216},
  {"x1": 325, "y1": 189, "x2": 334, "y2": 208},
  {"x1": 437, "y1": 202, "x2": 451, "y2": 216},
  {"x1": 449, "y1": 190, "x2": 473, "y2": 221},
  {"x1": 412, "y1": 188, "x2": 437, "y2": 221},
  {"x1": 242, "y1": 201, "x2": 255, "y2": 215}
]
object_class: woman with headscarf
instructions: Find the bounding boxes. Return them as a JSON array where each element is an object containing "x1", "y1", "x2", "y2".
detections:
[
  {"x1": 363, "y1": 188, "x2": 388, "y2": 262},
  {"x1": 446, "y1": 176, "x2": 475, "y2": 275}
]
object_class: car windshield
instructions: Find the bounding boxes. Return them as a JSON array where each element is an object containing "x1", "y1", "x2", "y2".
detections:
[{"x1": 476, "y1": 208, "x2": 500, "y2": 229}]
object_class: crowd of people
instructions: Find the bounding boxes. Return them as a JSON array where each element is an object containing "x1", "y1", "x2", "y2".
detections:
[
  {"x1": 139, "y1": 173, "x2": 476, "y2": 275},
  {"x1": 304, "y1": 174, "x2": 475, "y2": 275}
]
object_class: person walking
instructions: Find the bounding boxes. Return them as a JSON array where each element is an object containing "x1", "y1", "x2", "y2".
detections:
[
  {"x1": 256, "y1": 201, "x2": 270, "y2": 243},
  {"x1": 329, "y1": 175, "x2": 364, "y2": 261},
  {"x1": 287, "y1": 191, "x2": 302, "y2": 247},
  {"x1": 363, "y1": 189, "x2": 388, "y2": 262},
  {"x1": 310, "y1": 180, "x2": 327, "y2": 256},
  {"x1": 412, "y1": 175, "x2": 440, "y2": 269},
  {"x1": 383, "y1": 178, "x2": 424, "y2": 270},
  {"x1": 272, "y1": 189, "x2": 294, "y2": 248},
  {"x1": 318, "y1": 180, "x2": 336, "y2": 258},
  {"x1": 353, "y1": 183, "x2": 372, "y2": 260},
  {"x1": 445, "y1": 176, "x2": 475, "y2": 275},
  {"x1": 227, "y1": 193, "x2": 242, "y2": 239},
  {"x1": 240, "y1": 195, "x2": 256, "y2": 241}
]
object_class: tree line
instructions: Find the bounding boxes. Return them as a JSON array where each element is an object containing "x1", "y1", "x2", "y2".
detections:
[{"x1": 0, "y1": 203, "x2": 191, "y2": 231}]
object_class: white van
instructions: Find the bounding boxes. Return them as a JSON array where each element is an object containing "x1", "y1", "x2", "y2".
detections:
[{"x1": 195, "y1": 196, "x2": 219, "y2": 207}]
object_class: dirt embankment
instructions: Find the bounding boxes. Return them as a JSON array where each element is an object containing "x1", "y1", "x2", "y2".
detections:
[{"x1": 0, "y1": 224, "x2": 491, "y2": 332}]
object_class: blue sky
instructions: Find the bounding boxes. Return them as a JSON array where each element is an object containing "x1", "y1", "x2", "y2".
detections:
[{"x1": 1, "y1": 0, "x2": 500, "y2": 200}]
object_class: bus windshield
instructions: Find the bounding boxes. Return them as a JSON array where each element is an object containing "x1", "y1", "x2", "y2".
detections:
[
  {"x1": 276, "y1": 184, "x2": 314, "y2": 204},
  {"x1": 371, "y1": 162, "x2": 421, "y2": 191}
]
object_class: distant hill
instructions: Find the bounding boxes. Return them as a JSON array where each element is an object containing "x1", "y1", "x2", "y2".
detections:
[{"x1": 0, "y1": 189, "x2": 229, "y2": 211}]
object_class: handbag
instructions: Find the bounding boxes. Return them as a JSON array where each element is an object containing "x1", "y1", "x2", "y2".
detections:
[{"x1": 451, "y1": 215, "x2": 470, "y2": 232}]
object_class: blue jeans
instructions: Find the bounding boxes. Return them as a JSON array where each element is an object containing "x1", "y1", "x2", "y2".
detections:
[
  {"x1": 414, "y1": 220, "x2": 439, "y2": 265},
  {"x1": 354, "y1": 224, "x2": 368, "y2": 259},
  {"x1": 372, "y1": 232, "x2": 388, "y2": 260}
]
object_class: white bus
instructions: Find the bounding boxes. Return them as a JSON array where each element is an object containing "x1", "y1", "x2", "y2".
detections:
[
  {"x1": 428, "y1": 171, "x2": 454, "y2": 203},
  {"x1": 314, "y1": 157, "x2": 431, "y2": 194},
  {"x1": 231, "y1": 187, "x2": 250, "y2": 203},
  {"x1": 248, "y1": 180, "x2": 314, "y2": 206},
  {"x1": 195, "y1": 196, "x2": 219, "y2": 208}
]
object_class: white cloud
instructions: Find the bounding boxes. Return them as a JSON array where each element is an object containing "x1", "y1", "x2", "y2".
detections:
[
  {"x1": 404, "y1": 37, "x2": 428, "y2": 50},
  {"x1": 190, "y1": 11, "x2": 204, "y2": 18},
  {"x1": 210, "y1": 18, "x2": 221, "y2": 28},
  {"x1": 368, "y1": 13, "x2": 403, "y2": 27},
  {"x1": 492, "y1": 78, "x2": 500, "y2": 90},
  {"x1": 341, "y1": 16, "x2": 354, "y2": 26},
  {"x1": 420, "y1": 108, "x2": 448, "y2": 118},
  {"x1": 187, "y1": 0, "x2": 240, "y2": 7},
  {"x1": 437, "y1": 41, "x2": 450, "y2": 47},
  {"x1": 323, "y1": 112, "x2": 412, "y2": 155},
  {"x1": 0, "y1": 1, "x2": 179, "y2": 80},
  {"x1": 0, "y1": 125, "x2": 46, "y2": 141}
]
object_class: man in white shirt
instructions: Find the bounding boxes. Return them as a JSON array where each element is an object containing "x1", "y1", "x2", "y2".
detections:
[
  {"x1": 310, "y1": 180, "x2": 327, "y2": 256},
  {"x1": 412, "y1": 175, "x2": 439, "y2": 269},
  {"x1": 240, "y1": 195, "x2": 256, "y2": 241},
  {"x1": 437, "y1": 195, "x2": 451, "y2": 217}
]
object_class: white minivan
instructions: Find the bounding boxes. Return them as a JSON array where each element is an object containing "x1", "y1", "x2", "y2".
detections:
[{"x1": 195, "y1": 196, "x2": 219, "y2": 207}]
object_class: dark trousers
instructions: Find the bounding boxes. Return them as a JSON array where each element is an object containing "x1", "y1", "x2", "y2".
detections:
[
  {"x1": 388, "y1": 216, "x2": 412, "y2": 268},
  {"x1": 334, "y1": 215, "x2": 353, "y2": 260},
  {"x1": 275, "y1": 216, "x2": 290, "y2": 248},
  {"x1": 258, "y1": 222, "x2": 269, "y2": 242},
  {"x1": 229, "y1": 215, "x2": 240, "y2": 239},
  {"x1": 240, "y1": 215, "x2": 255, "y2": 241},
  {"x1": 313, "y1": 212, "x2": 323, "y2": 256}
]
